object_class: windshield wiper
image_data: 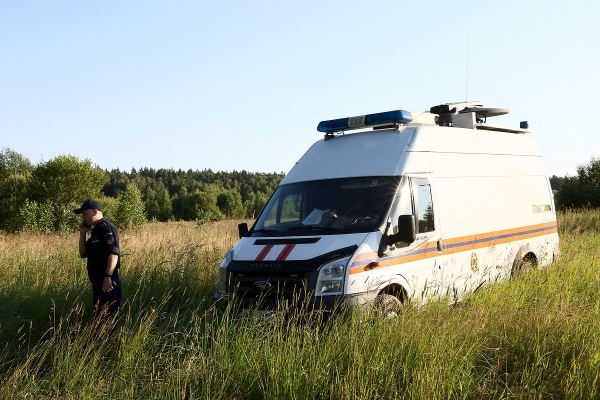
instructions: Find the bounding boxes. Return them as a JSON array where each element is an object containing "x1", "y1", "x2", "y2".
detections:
[
  {"x1": 287, "y1": 225, "x2": 352, "y2": 233},
  {"x1": 251, "y1": 228, "x2": 285, "y2": 236}
]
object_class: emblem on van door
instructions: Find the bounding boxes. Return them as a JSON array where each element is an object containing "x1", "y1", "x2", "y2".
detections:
[
  {"x1": 253, "y1": 281, "x2": 273, "y2": 291},
  {"x1": 470, "y1": 253, "x2": 479, "y2": 272}
]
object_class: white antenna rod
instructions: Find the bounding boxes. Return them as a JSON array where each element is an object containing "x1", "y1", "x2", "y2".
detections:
[{"x1": 465, "y1": 11, "x2": 470, "y2": 101}]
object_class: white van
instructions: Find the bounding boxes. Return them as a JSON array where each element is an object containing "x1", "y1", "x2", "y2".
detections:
[{"x1": 214, "y1": 102, "x2": 559, "y2": 312}]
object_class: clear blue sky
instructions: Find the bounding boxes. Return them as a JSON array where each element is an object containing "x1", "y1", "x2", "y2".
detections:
[{"x1": 1, "y1": 1, "x2": 598, "y2": 176}]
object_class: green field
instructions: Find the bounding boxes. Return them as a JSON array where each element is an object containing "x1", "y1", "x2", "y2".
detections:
[{"x1": 1, "y1": 210, "x2": 599, "y2": 399}]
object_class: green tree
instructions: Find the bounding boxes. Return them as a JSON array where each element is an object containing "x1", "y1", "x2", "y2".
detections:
[
  {"x1": 577, "y1": 157, "x2": 600, "y2": 188},
  {"x1": 555, "y1": 158, "x2": 600, "y2": 209},
  {"x1": 217, "y1": 189, "x2": 245, "y2": 219},
  {"x1": 53, "y1": 201, "x2": 81, "y2": 232},
  {"x1": 98, "y1": 196, "x2": 118, "y2": 222},
  {"x1": 15, "y1": 200, "x2": 54, "y2": 233},
  {"x1": 171, "y1": 191, "x2": 187, "y2": 221},
  {"x1": 191, "y1": 191, "x2": 224, "y2": 223},
  {"x1": 0, "y1": 148, "x2": 33, "y2": 231},
  {"x1": 0, "y1": 148, "x2": 32, "y2": 174},
  {"x1": 114, "y1": 183, "x2": 147, "y2": 229},
  {"x1": 142, "y1": 183, "x2": 173, "y2": 222},
  {"x1": 144, "y1": 187, "x2": 161, "y2": 221},
  {"x1": 29, "y1": 155, "x2": 107, "y2": 206},
  {"x1": 171, "y1": 187, "x2": 223, "y2": 221},
  {"x1": 244, "y1": 191, "x2": 269, "y2": 218},
  {"x1": 549, "y1": 175, "x2": 563, "y2": 191},
  {"x1": 156, "y1": 186, "x2": 173, "y2": 221}
]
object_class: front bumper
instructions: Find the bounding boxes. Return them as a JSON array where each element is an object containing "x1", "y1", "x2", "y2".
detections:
[{"x1": 213, "y1": 290, "x2": 376, "y2": 312}]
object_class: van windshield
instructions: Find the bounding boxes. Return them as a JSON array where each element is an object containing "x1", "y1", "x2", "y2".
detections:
[{"x1": 251, "y1": 176, "x2": 400, "y2": 236}]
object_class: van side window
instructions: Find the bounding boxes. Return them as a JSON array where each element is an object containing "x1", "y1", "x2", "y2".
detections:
[{"x1": 413, "y1": 179, "x2": 434, "y2": 233}]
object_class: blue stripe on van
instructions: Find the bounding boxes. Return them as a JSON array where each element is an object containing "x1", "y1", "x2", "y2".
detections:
[{"x1": 350, "y1": 224, "x2": 558, "y2": 268}]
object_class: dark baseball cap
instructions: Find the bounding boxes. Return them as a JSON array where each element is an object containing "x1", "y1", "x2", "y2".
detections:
[{"x1": 73, "y1": 199, "x2": 102, "y2": 214}]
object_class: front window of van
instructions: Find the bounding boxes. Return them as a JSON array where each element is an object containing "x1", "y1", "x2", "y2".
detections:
[{"x1": 252, "y1": 177, "x2": 400, "y2": 236}]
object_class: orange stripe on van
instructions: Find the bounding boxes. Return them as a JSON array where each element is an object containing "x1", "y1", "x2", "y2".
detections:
[
  {"x1": 445, "y1": 227, "x2": 558, "y2": 255},
  {"x1": 443, "y1": 221, "x2": 557, "y2": 247},
  {"x1": 349, "y1": 221, "x2": 558, "y2": 275},
  {"x1": 353, "y1": 251, "x2": 378, "y2": 262},
  {"x1": 353, "y1": 239, "x2": 438, "y2": 263}
]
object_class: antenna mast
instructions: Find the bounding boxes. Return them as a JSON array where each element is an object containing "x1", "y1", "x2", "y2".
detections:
[{"x1": 465, "y1": 12, "x2": 470, "y2": 101}]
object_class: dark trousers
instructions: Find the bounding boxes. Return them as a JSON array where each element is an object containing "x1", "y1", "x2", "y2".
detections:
[{"x1": 91, "y1": 271, "x2": 122, "y2": 317}]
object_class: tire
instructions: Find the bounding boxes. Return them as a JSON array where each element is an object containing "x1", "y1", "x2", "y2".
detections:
[
  {"x1": 374, "y1": 293, "x2": 404, "y2": 318},
  {"x1": 511, "y1": 255, "x2": 537, "y2": 277}
]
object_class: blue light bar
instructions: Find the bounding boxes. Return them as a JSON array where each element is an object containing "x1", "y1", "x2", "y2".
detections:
[{"x1": 317, "y1": 110, "x2": 413, "y2": 133}]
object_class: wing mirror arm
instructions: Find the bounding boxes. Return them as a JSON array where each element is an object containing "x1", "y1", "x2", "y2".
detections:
[
  {"x1": 377, "y1": 221, "x2": 391, "y2": 258},
  {"x1": 378, "y1": 215, "x2": 416, "y2": 257}
]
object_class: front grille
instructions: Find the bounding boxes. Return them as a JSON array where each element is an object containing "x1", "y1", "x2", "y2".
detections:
[
  {"x1": 223, "y1": 245, "x2": 357, "y2": 310},
  {"x1": 228, "y1": 271, "x2": 315, "y2": 309}
]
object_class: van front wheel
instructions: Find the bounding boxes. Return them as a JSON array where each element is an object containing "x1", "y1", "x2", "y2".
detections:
[{"x1": 374, "y1": 294, "x2": 403, "y2": 318}]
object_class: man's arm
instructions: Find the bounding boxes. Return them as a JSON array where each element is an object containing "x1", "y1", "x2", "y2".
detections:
[
  {"x1": 102, "y1": 253, "x2": 119, "y2": 293},
  {"x1": 78, "y1": 224, "x2": 90, "y2": 258}
]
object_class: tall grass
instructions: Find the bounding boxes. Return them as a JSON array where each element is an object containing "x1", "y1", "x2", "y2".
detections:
[
  {"x1": 0, "y1": 213, "x2": 599, "y2": 399},
  {"x1": 557, "y1": 208, "x2": 600, "y2": 235}
]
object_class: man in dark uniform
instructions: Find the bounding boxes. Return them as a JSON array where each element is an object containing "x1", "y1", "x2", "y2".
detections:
[{"x1": 74, "y1": 199, "x2": 122, "y2": 317}]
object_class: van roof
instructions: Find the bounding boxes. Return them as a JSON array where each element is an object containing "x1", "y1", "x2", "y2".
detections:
[
  {"x1": 281, "y1": 123, "x2": 541, "y2": 185},
  {"x1": 282, "y1": 128, "x2": 414, "y2": 185}
]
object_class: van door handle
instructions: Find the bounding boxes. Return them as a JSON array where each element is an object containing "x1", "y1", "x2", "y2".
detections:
[{"x1": 437, "y1": 240, "x2": 445, "y2": 252}]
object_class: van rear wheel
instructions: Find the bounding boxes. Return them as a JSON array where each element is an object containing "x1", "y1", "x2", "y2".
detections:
[
  {"x1": 512, "y1": 254, "x2": 537, "y2": 277},
  {"x1": 374, "y1": 294, "x2": 403, "y2": 318}
]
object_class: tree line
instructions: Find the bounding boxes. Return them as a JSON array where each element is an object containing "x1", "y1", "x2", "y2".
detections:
[
  {"x1": 1, "y1": 148, "x2": 598, "y2": 232},
  {"x1": 549, "y1": 158, "x2": 600, "y2": 210},
  {"x1": 0, "y1": 148, "x2": 282, "y2": 232}
]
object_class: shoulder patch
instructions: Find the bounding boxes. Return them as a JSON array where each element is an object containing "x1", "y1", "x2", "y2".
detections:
[
  {"x1": 94, "y1": 221, "x2": 107, "y2": 232},
  {"x1": 105, "y1": 231, "x2": 115, "y2": 245}
]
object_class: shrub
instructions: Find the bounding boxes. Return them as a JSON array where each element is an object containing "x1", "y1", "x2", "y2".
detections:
[
  {"x1": 53, "y1": 201, "x2": 81, "y2": 232},
  {"x1": 217, "y1": 189, "x2": 245, "y2": 219},
  {"x1": 555, "y1": 158, "x2": 600, "y2": 209},
  {"x1": 114, "y1": 183, "x2": 146, "y2": 229},
  {"x1": 99, "y1": 196, "x2": 118, "y2": 223},
  {"x1": 28, "y1": 155, "x2": 107, "y2": 206},
  {"x1": 0, "y1": 149, "x2": 32, "y2": 231},
  {"x1": 15, "y1": 200, "x2": 54, "y2": 233}
]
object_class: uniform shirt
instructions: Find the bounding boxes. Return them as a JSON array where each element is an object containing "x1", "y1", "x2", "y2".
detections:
[{"x1": 84, "y1": 218, "x2": 121, "y2": 283}]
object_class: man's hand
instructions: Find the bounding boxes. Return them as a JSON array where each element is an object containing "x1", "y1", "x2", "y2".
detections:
[
  {"x1": 79, "y1": 223, "x2": 91, "y2": 235},
  {"x1": 102, "y1": 276, "x2": 114, "y2": 293},
  {"x1": 78, "y1": 223, "x2": 89, "y2": 258}
]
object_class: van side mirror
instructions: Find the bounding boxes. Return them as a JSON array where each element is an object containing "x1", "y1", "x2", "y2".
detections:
[
  {"x1": 377, "y1": 215, "x2": 416, "y2": 257},
  {"x1": 397, "y1": 215, "x2": 416, "y2": 244},
  {"x1": 238, "y1": 223, "x2": 249, "y2": 238}
]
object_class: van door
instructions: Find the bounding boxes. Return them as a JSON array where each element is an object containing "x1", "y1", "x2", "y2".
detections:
[{"x1": 385, "y1": 175, "x2": 447, "y2": 302}]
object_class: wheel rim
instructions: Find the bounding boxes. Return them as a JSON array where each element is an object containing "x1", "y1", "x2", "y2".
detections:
[{"x1": 375, "y1": 294, "x2": 402, "y2": 318}]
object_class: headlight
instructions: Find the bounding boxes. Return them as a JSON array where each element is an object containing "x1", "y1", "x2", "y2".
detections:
[
  {"x1": 218, "y1": 250, "x2": 233, "y2": 291},
  {"x1": 316, "y1": 257, "x2": 349, "y2": 296}
]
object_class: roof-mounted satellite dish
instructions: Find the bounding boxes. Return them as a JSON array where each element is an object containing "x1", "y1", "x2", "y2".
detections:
[
  {"x1": 460, "y1": 107, "x2": 509, "y2": 118},
  {"x1": 429, "y1": 102, "x2": 512, "y2": 127}
]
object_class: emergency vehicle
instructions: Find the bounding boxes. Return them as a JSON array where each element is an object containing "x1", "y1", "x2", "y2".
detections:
[{"x1": 214, "y1": 101, "x2": 559, "y2": 312}]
